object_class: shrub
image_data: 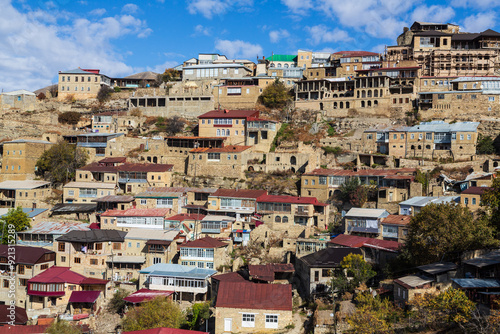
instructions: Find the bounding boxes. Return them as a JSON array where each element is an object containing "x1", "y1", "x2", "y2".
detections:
[
  {"x1": 97, "y1": 86, "x2": 114, "y2": 103},
  {"x1": 321, "y1": 146, "x2": 344, "y2": 156},
  {"x1": 114, "y1": 86, "x2": 122, "y2": 92},
  {"x1": 58, "y1": 111, "x2": 81, "y2": 125},
  {"x1": 64, "y1": 94, "x2": 76, "y2": 103}
]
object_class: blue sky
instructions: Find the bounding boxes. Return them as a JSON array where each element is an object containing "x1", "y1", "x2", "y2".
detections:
[{"x1": 2, "y1": 0, "x2": 500, "y2": 91}]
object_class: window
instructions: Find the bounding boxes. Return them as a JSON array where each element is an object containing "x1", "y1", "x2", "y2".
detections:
[
  {"x1": 68, "y1": 190, "x2": 74, "y2": 197},
  {"x1": 157, "y1": 198, "x2": 173, "y2": 208},
  {"x1": 61, "y1": 256, "x2": 66, "y2": 262},
  {"x1": 319, "y1": 176, "x2": 327, "y2": 185},
  {"x1": 227, "y1": 87, "x2": 241, "y2": 95},
  {"x1": 74, "y1": 257, "x2": 81, "y2": 264},
  {"x1": 489, "y1": 96, "x2": 495, "y2": 102},
  {"x1": 411, "y1": 134, "x2": 415, "y2": 139},
  {"x1": 40, "y1": 264, "x2": 49, "y2": 270},
  {"x1": 460, "y1": 134, "x2": 464, "y2": 140},
  {"x1": 58, "y1": 242, "x2": 65, "y2": 252},
  {"x1": 304, "y1": 179, "x2": 308, "y2": 185},
  {"x1": 457, "y1": 94, "x2": 462, "y2": 99},
  {"x1": 311, "y1": 179, "x2": 315, "y2": 185},
  {"x1": 90, "y1": 259, "x2": 98, "y2": 265},
  {"x1": 438, "y1": 94, "x2": 444, "y2": 99},
  {"x1": 208, "y1": 153, "x2": 220, "y2": 160},
  {"x1": 18, "y1": 265, "x2": 25, "y2": 275},
  {"x1": 242, "y1": 314, "x2": 255, "y2": 327},
  {"x1": 472, "y1": 198, "x2": 477, "y2": 205},
  {"x1": 424, "y1": 80, "x2": 427, "y2": 86},
  {"x1": 471, "y1": 94, "x2": 477, "y2": 100},
  {"x1": 140, "y1": 199, "x2": 147, "y2": 205},
  {"x1": 426, "y1": 133, "x2": 432, "y2": 140},
  {"x1": 467, "y1": 134, "x2": 471, "y2": 140},
  {"x1": 265, "y1": 315, "x2": 279, "y2": 329}
]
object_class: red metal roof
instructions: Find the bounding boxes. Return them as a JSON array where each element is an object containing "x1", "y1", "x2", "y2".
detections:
[
  {"x1": 28, "y1": 266, "x2": 86, "y2": 284},
  {"x1": 123, "y1": 289, "x2": 174, "y2": 304},
  {"x1": 257, "y1": 194, "x2": 326, "y2": 205},
  {"x1": 216, "y1": 282, "x2": 292, "y2": 311},
  {"x1": 1, "y1": 325, "x2": 50, "y2": 333},
  {"x1": 0, "y1": 245, "x2": 54, "y2": 265},
  {"x1": 88, "y1": 223, "x2": 100, "y2": 229},
  {"x1": 179, "y1": 236, "x2": 228, "y2": 249},
  {"x1": 212, "y1": 272, "x2": 247, "y2": 282},
  {"x1": 303, "y1": 168, "x2": 416, "y2": 177},
  {"x1": 382, "y1": 215, "x2": 411, "y2": 226},
  {"x1": 198, "y1": 109, "x2": 259, "y2": 119},
  {"x1": 190, "y1": 145, "x2": 252, "y2": 153},
  {"x1": 461, "y1": 186, "x2": 492, "y2": 195},
  {"x1": 101, "y1": 208, "x2": 171, "y2": 217},
  {"x1": 0, "y1": 305, "x2": 28, "y2": 325},
  {"x1": 80, "y1": 277, "x2": 109, "y2": 285},
  {"x1": 98, "y1": 157, "x2": 127, "y2": 163},
  {"x1": 331, "y1": 234, "x2": 401, "y2": 252},
  {"x1": 248, "y1": 263, "x2": 294, "y2": 282},
  {"x1": 68, "y1": 290, "x2": 101, "y2": 303},
  {"x1": 123, "y1": 328, "x2": 208, "y2": 334},
  {"x1": 165, "y1": 213, "x2": 205, "y2": 222},
  {"x1": 211, "y1": 188, "x2": 267, "y2": 199}
]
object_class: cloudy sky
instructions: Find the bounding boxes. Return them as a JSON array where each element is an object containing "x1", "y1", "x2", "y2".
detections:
[{"x1": 2, "y1": 0, "x2": 499, "y2": 91}]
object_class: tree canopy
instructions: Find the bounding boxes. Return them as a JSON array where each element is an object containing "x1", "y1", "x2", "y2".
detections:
[
  {"x1": 35, "y1": 141, "x2": 88, "y2": 185},
  {"x1": 331, "y1": 253, "x2": 376, "y2": 295},
  {"x1": 477, "y1": 135, "x2": 495, "y2": 154},
  {"x1": 259, "y1": 79, "x2": 292, "y2": 109},
  {"x1": 401, "y1": 203, "x2": 498, "y2": 266},
  {"x1": 121, "y1": 297, "x2": 184, "y2": 331},
  {"x1": 58, "y1": 111, "x2": 81, "y2": 125},
  {"x1": 97, "y1": 86, "x2": 114, "y2": 103},
  {"x1": 1, "y1": 207, "x2": 30, "y2": 244},
  {"x1": 481, "y1": 177, "x2": 500, "y2": 233},
  {"x1": 107, "y1": 289, "x2": 130, "y2": 315}
]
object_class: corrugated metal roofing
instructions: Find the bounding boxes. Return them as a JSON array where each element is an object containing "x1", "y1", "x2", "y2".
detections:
[
  {"x1": 463, "y1": 250, "x2": 500, "y2": 268},
  {"x1": 0, "y1": 245, "x2": 54, "y2": 265},
  {"x1": 22, "y1": 221, "x2": 90, "y2": 235},
  {"x1": 417, "y1": 262, "x2": 457, "y2": 275},
  {"x1": 394, "y1": 275, "x2": 434, "y2": 288},
  {"x1": 106, "y1": 256, "x2": 145, "y2": 264},
  {"x1": 248, "y1": 263, "x2": 294, "y2": 282},
  {"x1": 382, "y1": 215, "x2": 411, "y2": 226},
  {"x1": 330, "y1": 234, "x2": 400, "y2": 252},
  {"x1": 56, "y1": 229, "x2": 127, "y2": 243},
  {"x1": 179, "y1": 236, "x2": 228, "y2": 249},
  {"x1": 0, "y1": 305, "x2": 28, "y2": 325},
  {"x1": 140, "y1": 263, "x2": 216, "y2": 279},
  {"x1": 216, "y1": 281, "x2": 292, "y2": 311},
  {"x1": 68, "y1": 290, "x2": 100, "y2": 303},
  {"x1": 301, "y1": 247, "x2": 363, "y2": 268},
  {"x1": 64, "y1": 182, "x2": 116, "y2": 189},
  {"x1": 257, "y1": 194, "x2": 326, "y2": 205},
  {"x1": 28, "y1": 266, "x2": 86, "y2": 284},
  {"x1": 0, "y1": 208, "x2": 48, "y2": 219},
  {"x1": 1, "y1": 139, "x2": 52, "y2": 145},
  {"x1": 101, "y1": 208, "x2": 171, "y2": 217},
  {"x1": 1, "y1": 89, "x2": 36, "y2": 96},
  {"x1": 59, "y1": 68, "x2": 98, "y2": 74},
  {"x1": 165, "y1": 213, "x2": 205, "y2": 222},
  {"x1": 182, "y1": 63, "x2": 251, "y2": 69},
  {"x1": 453, "y1": 278, "x2": 500, "y2": 288},
  {"x1": 0, "y1": 180, "x2": 50, "y2": 190},
  {"x1": 399, "y1": 196, "x2": 459, "y2": 207},
  {"x1": 345, "y1": 208, "x2": 389, "y2": 218},
  {"x1": 123, "y1": 289, "x2": 174, "y2": 304},
  {"x1": 124, "y1": 228, "x2": 179, "y2": 241},
  {"x1": 51, "y1": 203, "x2": 97, "y2": 213},
  {"x1": 407, "y1": 121, "x2": 479, "y2": 132},
  {"x1": 212, "y1": 272, "x2": 247, "y2": 282},
  {"x1": 451, "y1": 76, "x2": 500, "y2": 82},
  {"x1": 92, "y1": 195, "x2": 134, "y2": 203}
]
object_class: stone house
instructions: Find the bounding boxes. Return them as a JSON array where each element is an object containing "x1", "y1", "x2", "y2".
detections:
[
  {"x1": 460, "y1": 186, "x2": 491, "y2": 212},
  {"x1": 295, "y1": 237, "x2": 330, "y2": 258},
  {"x1": 58, "y1": 68, "x2": 111, "y2": 100},
  {"x1": 399, "y1": 195, "x2": 460, "y2": 216},
  {"x1": 198, "y1": 215, "x2": 235, "y2": 239},
  {"x1": 179, "y1": 236, "x2": 232, "y2": 271},
  {"x1": 0, "y1": 245, "x2": 55, "y2": 308},
  {"x1": 0, "y1": 180, "x2": 52, "y2": 209},
  {"x1": 139, "y1": 263, "x2": 217, "y2": 301},
  {"x1": 187, "y1": 145, "x2": 252, "y2": 179},
  {"x1": 135, "y1": 187, "x2": 217, "y2": 214},
  {"x1": 344, "y1": 208, "x2": 390, "y2": 237},
  {"x1": 92, "y1": 112, "x2": 146, "y2": 134},
  {"x1": 182, "y1": 63, "x2": 252, "y2": 81},
  {"x1": 164, "y1": 213, "x2": 205, "y2": 239},
  {"x1": 198, "y1": 109, "x2": 259, "y2": 145},
  {"x1": 27, "y1": 266, "x2": 108, "y2": 310},
  {"x1": 0, "y1": 89, "x2": 36, "y2": 111},
  {"x1": 248, "y1": 263, "x2": 294, "y2": 284},
  {"x1": 462, "y1": 250, "x2": 500, "y2": 279},
  {"x1": 214, "y1": 281, "x2": 293, "y2": 334},
  {"x1": 295, "y1": 247, "x2": 363, "y2": 299},
  {"x1": 100, "y1": 208, "x2": 172, "y2": 231},
  {"x1": 215, "y1": 77, "x2": 275, "y2": 110},
  {"x1": 0, "y1": 139, "x2": 54, "y2": 181},
  {"x1": 69, "y1": 133, "x2": 124, "y2": 158},
  {"x1": 255, "y1": 194, "x2": 330, "y2": 231},
  {"x1": 16, "y1": 221, "x2": 90, "y2": 251},
  {"x1": 55, "y1": 229, "x2": 127, "y2": 278},
  {"x1": 331, "y1": 51, "x2": 381, "y2": 78},
  {"x1": 63, "y1": 181, "x2": 116, "y2": 204},
  {"x1": 93, "y1": 194, "x2": 135, "y2": 211},
  {"x1": 379, "y1": 214, "x2": 411, "y2": 243},
  {"x1": 206, "y1": 189, "x2": 267, "y2": 224}
]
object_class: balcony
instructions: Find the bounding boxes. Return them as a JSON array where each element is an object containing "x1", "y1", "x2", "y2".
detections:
[
  {"x1": 295, "y1": 209, "x2": 310, "y2": 217},
  {"x1": 201, "y1": 228, "x2": 221, "y2": 234},
  {"x1": 382, "y1": 231, "x2": 398, "y2": 239}
]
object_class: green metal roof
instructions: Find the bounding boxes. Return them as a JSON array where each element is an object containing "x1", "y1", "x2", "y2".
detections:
[{"x1": 266, "y1": 55, "x2": 297, "y2": 62}]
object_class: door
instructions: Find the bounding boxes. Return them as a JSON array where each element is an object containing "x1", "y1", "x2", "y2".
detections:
[{"x1": 224, "y1": 318, "x2": 232, "y2": 332}]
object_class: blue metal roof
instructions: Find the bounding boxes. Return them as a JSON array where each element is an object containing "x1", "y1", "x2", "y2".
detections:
[
  {"x1": 399, "y1": 196, "x2": 459, "y2": 207},
  {"x1": 453, "y1": 278, "x2": 500, "y2": 289},
  {"x1": 407, "y1": 121, "x2": 479, "y2": 133},
  {"x1": 140, "y1": 263, "x2": 216, "y2": 279}
]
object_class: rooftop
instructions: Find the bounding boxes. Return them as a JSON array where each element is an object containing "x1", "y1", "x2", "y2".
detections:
[
  {"x1": 417, "y1": 262, "x2": 457, "y2": 275},
  {"x1": 330, "y1": 234, "x2": 401, "y2": 252},
  {"x1": 248, "y1": 263, "x2": 295, "y2": 282},
  {"x1": 28, "y1": 266, "x2": 86, "y2": 284},
  {"x1": 123, "y1": 289, "x2": 174, "y2": 304},
  {"x1": 0, "y1": 180, "x2": 50, "y2": 190},
  {"x1": 198, "y1": 109, "x2": 259, "y2": 119},
  {"x1": 216, "y1": 281, "x2": 292, "y2": 311},
  {"x1": 382, "y1": 215, "x2": 411, "y2": 226},
  {"x1": 407, "y1": 121, "x2": 480, "y2": 133},
  {"x1": 20, "y1": 221, "x2": 90, "y2": 235},
  {"x1": 140, "y1": 263, "x2": 217, "y2": 279},
  {"x1": 212, "y1": 272, "x2": 247, "y2": 283},
  {"x1": 56, "y1": 229, "x2": 127, "y2": 243},
  {"x1": 165, "y1": 213, "x2": 205, "y2": 222},
  {"x1": 1, "y1": 138, "x2": 52, "y2": 145},
  {"x1": 453, "y1": 278, "x2": 500, "y2": 289},
  {"x1": 179, "y1": 236, "x2": 228, "y2": 249},
  {"x1": 345, "y1": 208, "x2": 389, "y2": 219},
  {"x1": 124, "y1": 228, "x2": 179, "y2": 241},
  {"x1": 463, "y1": 250, "x2": 500, "y2": 268},
  {"x1": 64, "y1": 181, "x2": 116, "y2": 189},
  {"x1": 303, "y1": 168, "x2": 416, "y2": 177},
  {"x1": 257, "y1": 194, "x2": 326, "y2": 205},
  {"x1": 265, "y1": 54, "x2": 297, "y2": 62},
  {"x1": 101, "y1": 208, "x2": 171, "y2": 217},
  {"x1": 92, "y1": 195, "x2": 135, "y2": 203},
  {"x1": 300, "y1": 247, "x2": 363, "y2": 268},
  {"x1": 399, "y1": 196, "x2": 459, "y2": 207},
  {"x1": 190, "y1": 145, "x2": 252, "y2": 153},
  {"x1": 123, "y1": 327, "x2": 208, "y2": 334},
  {"x1": 0, "y1": 245, "x2": 54, "y2": 265},
  {"x1": 394, "y1": 275, "x2": 434, "y2": 289},
  {"x1": 211, "y1": 188, "x2": 267, "y2": 199},
  {"x1": 461, "y1": 186, "x2": 492, "y2": 195}
]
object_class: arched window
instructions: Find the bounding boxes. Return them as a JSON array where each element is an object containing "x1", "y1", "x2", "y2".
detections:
[
  {"x1": 284, "y1": 64, "x2": 289, "y2": 68},
  {"x1": 361, "y1": 101, "x2": 365, "y2": 108},
  {"x1": 367, "y1": 101, "x2": 372, "y2": 107},
  {"x1": 334, "y1": 102, "x2": 338, "y2": 109},
  {"x1": 275, "y1": 216, "x2": 281, "y2": 223},
  {"x1": 362, "y1": 90, "x2": 366, "y2": 98},
  {"x1": 277, "y1": 63, "x2": 282, "y2": 68},
  {"x1": 340, "y1": 102, "x2": 344, "y2": 109},
  {"x1": 346, "y1": 102, "x2": 350, "y2": 108},
  {"x1": 374, "y1": 100, "x2": 378, "y2": 106},
  {"x1": 374, "y1": 90, "x2": 378, "y2": 97},
  {"x1": 418, "y1": 145, "x2": 421, "y2": 150},
  {"x1": 290, "y1": 156, "x2": 297, "y2": 165},
  {"x1": 283, "y1": 216, "x2": 289, "y2": 223},
  {"x1": 367, "y1": 90, "x2": 372, "y2": 98},
  {"x1": 411, "y1": 145, "x2": 415, "y2": 149}
]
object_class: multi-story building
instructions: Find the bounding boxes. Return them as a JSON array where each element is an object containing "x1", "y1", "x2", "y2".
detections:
[
  {"x1": 379, "y1": 214, "x2": 411, "y2": 243},
  {"x1": 182, "y1": 64, "x2": 252, "y2": 81},
  {"x1": 0, "y1": 89, "x2": 36, "y2": 112},
  {"x1": 187, "y1": 145, "x2": 252, "y2": 179},
  {"x1": 331, "y1": 51, "x2": 381, "y2": 78},
  {"x1": 63, "y1": 181, "x2": 116, "y2": 203},
  {"x1": 197, "y1": 109, "x2": 259, "y2": 145},
  {"x1": 16, "y1": 221, "x2": 90, "y2": 250},
  {"x1": 460, "y1": 187, "x2": 492, "y2": 213},
  {"x1": 57, "y1": 68, "x2": 111, "y2": 100},
  {"x1": 344, "y1": 208, "x2": 390, "y2": 237},
  {"x1": 179, "y1": 236, "x2": 232, "y2": 270},
  {"x1": 0, "y1": 139, "x2": 54, "y2": 181},
  {"x1": 399, "y1": 195, "x2": 460, "y2": 215},
  {"x1": 207, "y1": 189, "x2": 267, "y2": 223},
  {"x1": 0, "y1": 245, "x2": 55, "y2": 307},
  {"x1": 0, "y1": 180, "x2": 52, "y2": 209},
  {"x1": 100, "y1": 208, "x2": 172, "y2": 231}
]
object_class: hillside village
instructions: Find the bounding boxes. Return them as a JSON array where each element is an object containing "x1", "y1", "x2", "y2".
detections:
[{"x1": 3, "y1": 21, "x2": 500, "y2": 334}]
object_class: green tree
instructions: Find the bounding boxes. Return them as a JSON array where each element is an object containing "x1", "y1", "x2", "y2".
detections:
[
  {"x1": 107, "y1": 289, "x2": 130, "y2": 314},
  {"x1": 482, "y1": 177, "x2": 500, "y2": 233},
  {"x1": 186, "y1": 302, "x2": 210, "y2": 330},
  {"x1": 97, "y1": 86, "x2": 114, "y2": 103},
  {"x1": 259, "y1": 79, "x2": 292, "y2": 109},
  {"x1": 58, "y1": 111, "x2": 81, "y2": 125},
  {"x1": 415, "y1": 169, "x2": 429, "y2": 195},
  {"x1": 341, "y1": 253, "x2": 376, "y2": 290},
  {"x1": 45, "y1": 320, "x2": 83, "y2": 334},
  {"x1": 402, "y1": 203, "x2": 498, "y2": 266},
  {"x1": 155, "y1": 116, "x2": 185, "y2": 135},
  {"x1": 336, "y1": 177, "x2": 360, "y2": 203},
  {"x1": 477, "y1": 135, "x2": 495, "y2": 154},
  {"x1": 122, "y1": 297, "x2": 185, "y2": 331},
  {"x1": 1, "y1": 207, "x2": 31, "y2": 244},
  {"x1": 35, "y1": 141, "x2": 88, "y2": 185}
]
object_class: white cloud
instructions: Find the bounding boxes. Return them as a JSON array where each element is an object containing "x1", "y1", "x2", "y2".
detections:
[
  {"x1": 370, "y1": 44, "x2": 386, "y2": 53},
  {"x1": 148, "y1": 60, "x2": 179, "y2": 74},
  {"x1": 194, "y1": 24, "x2": 211, "y2": 36},
  {"x1": 281, "y1": 0, "x2": 312, "y2": 15},
  {"x1": 215, "y1": 39, "x2": 263, "y2": 59},
  {"x1": 305, "y1": 25, "x2": 351, "y2": 45},
  {"x1": 0, "y1": 1, "x2": 152, "y2": 91},
  {"x1": 269, "y1": 29, "x2": 290, "y2": 43},
  {"x1": 187, "y1": 0, "x2": 253, "y2": 19},
  {"x1": 411, "y1": 5, "x2": 455, "y2": 25},
  {"x1": 122, "y1": 3, "x2": 139, "y2": 14},
  {"x1": 462, "y1": 12, "x2": 496, "y2": 33},
  {"x1": 89, "y1": 8, "x2": 106, "y2": 16},
  {"x1": 451, "y1": 0, "x2": 500, "y2": 8}
]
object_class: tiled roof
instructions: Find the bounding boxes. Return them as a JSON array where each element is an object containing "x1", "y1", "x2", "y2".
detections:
[
  {"x1": 300, "y1": 247, "x2": 363, "y2": 268},
  {"x1": 211, "y1": 188, "x2": 267, "y2": 199},
  {"x1": 330, "y1": 234, "x2": 401, "y2": 252},
  {"x1": 198, "y1": 109, "x2": 259, "y2": 119},
  {"x1": 461, "y1": 186, "x2": 492, "y2": 195},
  {"x1": 165, "y1": 213, "x2": 205, "y2": 222},
  {"x1": 56, "y1": 229, "x2": 127, "y2": 243},
  {"x1": 382, "y1": 215, "x2": 411, "y2": 226},
  {"x1": 0, "y1": 245, "x2": 54, "y2": 265},
  {"x1": 28, "y1": 266, "x2": 86, "y2": 284},
  {"x1": 248, "y1": 263, "x2": 294, "y2": 282},
  {"x1": 190, "y1": 145, "x2": 252, "y2": 153},
  {"x1": 101, "y1": 208, "x2": 171, "y2": 217},
  {"x1": 216, "y1": 282, "x2": 292, "y2": 311},
  {"x1": 180, "y1": 236, "x2": 228, "y2": 249},
  {"x1": 257, "y1": 194, "x2": 326, "y2": 205},
  {"x1": 303, "y1": 168, "x2": 416, "y2": 176}
]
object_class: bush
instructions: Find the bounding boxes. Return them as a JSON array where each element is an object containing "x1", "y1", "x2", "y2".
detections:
[
  {"x1": 130, "y1": 108, "x2": 142, "y2": 117},
  {"x1": 477, "y1": 135, "x2": 495, "y2": 154},
  {"x1": 58, "y1": 111, "x2": 81, "y2": 125},
  {"x1": 97, "y1": 86, "x2": 114, "y2": 103},
  {"x1": 321, "y1": 146, "x2": 344, "y2": 156},
  {"x1": 258, "y1": 78, "x2": 293, "y2": 109},
  {"x1": 64, "y1": 94, "x2": 75, "y2": 103},
  {"x1": 114, "y1": 86, "x2": 122, "y2": 92}
]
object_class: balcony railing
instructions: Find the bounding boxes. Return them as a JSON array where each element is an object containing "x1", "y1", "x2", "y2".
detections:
[
  {"x1": 295, "y1": 209, "x2": 310, "y2": 216},
  {"x1": 382, "y1": 231, "x2": 398, "y2": 238}
]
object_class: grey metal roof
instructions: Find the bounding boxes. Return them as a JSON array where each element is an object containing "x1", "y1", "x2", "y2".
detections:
[
  {"x1": 77, "y1": 133, "x2": 124, "y2": 138},
  {"x1": 56, "y1": 229, "x2": 127, "y2": 243},
  {"x1": 59, "y1": 68, "x2": 99, "y2": 74},
  {"x1": 407, "y1": 121, "x2": 479, "y2": 133},
  {"x1": 396, "y1": 275, "x2": 434, "y2": 288},
  {"x1": 1, "y1": 89, "x2": 35, "y2": 96},
  {"x1": 301, "y1": 247, "x2": 363, "y2": 268},
  {"x1": 0, "y1": 208, "x2": 48, "y2": 219},
  {"x1": 92, "y1": 195, "x2": 134, "y2": 203},
  {"x1": 106, "y1": 256, "x2": 145, "y2": 264},
  {"x1": 1, "y1": 139, "x2": 52, "y2": 145},
  {"x1": 64, "y1": 182, "x2": 116, "y2": 189},
  {"x1": 451, "y1": 77, "x2": 500, "y2": 82},
  {"x1": 463, "y1": 250, "x2": 500, "y2": 268},
  {"x1": 124, "y1": 228, "x2": 179, "y2": 241},
  {"x1": 417, "y1": 262, "x2": 457, "y2": 275},
  {"x1": 345, "y1": 208, "x2": 389, "y2": 218},
  {"x1": 140, "y1": 263, "x2": 216, "y2": 279},
  {"x1": 182, "y1": 64, "x2": 251, "y2": 70},
  {"x1": 51, "y1": 203, "x2": 97, "y2": 214},
  {"x1": 0, "y1": 180, "x2": 51, "y2": 190},
  {"x1": 399, "y1": 196, "x2": 459, "y2": 207},
  {"x1": 453, "y1": 279, "x2": 500, "y2": 289},
  {"x1": 20, "y1": 221, "x2": 90, "y2": 235}
]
